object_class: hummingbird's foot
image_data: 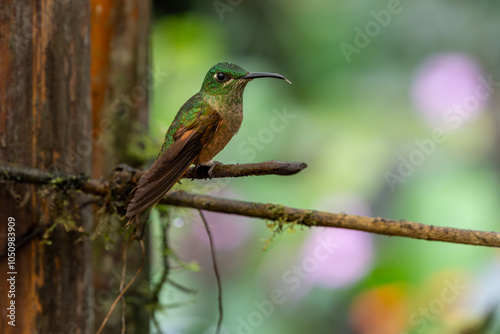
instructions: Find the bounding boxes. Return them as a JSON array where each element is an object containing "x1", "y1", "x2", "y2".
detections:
[
  {"x1": 207, "y1": 161, "x2": 223, "y2": 178},
  {"x1": 194, "y1": 161, "x2": 223, "y2": 179}
]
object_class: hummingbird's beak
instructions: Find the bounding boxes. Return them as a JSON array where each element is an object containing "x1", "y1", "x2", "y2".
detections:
[{"x1": 240, "y1": 72, "x2": 292, "y2": 84}]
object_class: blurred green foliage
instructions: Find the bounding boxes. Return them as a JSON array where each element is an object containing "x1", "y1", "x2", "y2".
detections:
[{"x1": 148, "y1": 1, "x2": 500, "y2": 333}]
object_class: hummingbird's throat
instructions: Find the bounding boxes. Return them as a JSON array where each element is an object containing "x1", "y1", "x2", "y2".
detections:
[{"x1": 204, "y1": 83, "x2": 247, "y2": 113}]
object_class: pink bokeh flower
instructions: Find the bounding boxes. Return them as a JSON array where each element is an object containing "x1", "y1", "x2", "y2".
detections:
[
  {"x1": 299, "y1": 227, "x2": 373, "y2": 289},
  {"x1": 299, "y1": 194, "x2": 374, "y2": 289},
  {"x1": 257, "y1": 195, "x2": 375, "y2": 302},
  {"x1": 411, "y1": 53, "x2": 487, "y2": 125}
]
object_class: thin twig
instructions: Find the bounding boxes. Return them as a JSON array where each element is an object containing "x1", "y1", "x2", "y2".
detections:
[
  {"x1": 166, "y1": 278, "x2": 197, "y2": 294},
  {"x1": 151, "y1": 217, "x2": 171, "y2": 300},
  {"x1": 96, "y1": 236, "x2": 146, "y2": 334},
  {"x1": 152, "y1": 314, "x2": 162, "y2": 334},
  {"x1": 120, "y1": 238, "x2": 128, "y2": 334},
  {"x1": 198, "y1": 210, "x2": 223, "y2": 334}
]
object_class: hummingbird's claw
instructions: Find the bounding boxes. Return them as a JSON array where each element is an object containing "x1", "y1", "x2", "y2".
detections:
[
  {"x1": 208, "y1": 161, "x2": 223, "y2": 178},
  {"x1": 194, "y1": 161, "x2": 223, "y2": 179},
  {"x1": 207, "y1": 165, "x2": 215, "y2": 178}
]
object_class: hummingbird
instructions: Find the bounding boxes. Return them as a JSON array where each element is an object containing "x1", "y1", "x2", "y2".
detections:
[{"x1": 126, "y1": 62, "x2": 291, "y2": 221}]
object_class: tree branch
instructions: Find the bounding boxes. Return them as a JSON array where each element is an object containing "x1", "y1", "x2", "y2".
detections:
[
  {"x1": 0, "y1": 161, "x2": 307, "y2": 197},
  {"x1": 0, "y1": 160, "x2": 307, "y2": 196},
  {"x1": 161, "y1": 191, "x2": 500, "y2": 248},
  {"x1": 182, "y1": 161, "x2": 308, "y2": 179},
  {"x1": 1, "y1": 162, "x2": 499, "y2": 248}
]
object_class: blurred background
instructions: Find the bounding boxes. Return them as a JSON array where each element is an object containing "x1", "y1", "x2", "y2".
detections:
[{"x1": 146, "y1": 1, "x2": 500, "y2": 333}]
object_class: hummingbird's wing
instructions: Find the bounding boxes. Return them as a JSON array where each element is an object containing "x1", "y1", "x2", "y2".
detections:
[{"x1": 126, "y1": 107, "x2": 221, "y2": 219}]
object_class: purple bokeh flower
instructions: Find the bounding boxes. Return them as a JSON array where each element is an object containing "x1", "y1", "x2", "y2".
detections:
[{"x1": 411, "y1": 53, "x2": 487, "y2": 125}]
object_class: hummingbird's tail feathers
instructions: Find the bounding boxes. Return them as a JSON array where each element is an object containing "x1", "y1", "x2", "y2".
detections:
[
  {"x1": 126, "y1": 186, "x2": 138, "y2": 209},
  {"x1": 125, "y1": 130, "x2": 199, "y2": 218},
  {"x1": 125, "y1": 111, "x2": 221, "y2": 218},
  {"x1": 125, "y1": 215, "x2": 136, "y2": 228}
]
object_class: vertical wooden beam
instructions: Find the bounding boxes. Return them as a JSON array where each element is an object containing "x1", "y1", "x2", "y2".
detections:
[
  {"x1": 0, "y1": 1, "x2": 92, "y2": 333},
  {"x1": 90, "y1": 0, "x2": 150, "y2": 178},
  {"x1": 89, "y1": 0, "x2": 151, "y2": 331}
]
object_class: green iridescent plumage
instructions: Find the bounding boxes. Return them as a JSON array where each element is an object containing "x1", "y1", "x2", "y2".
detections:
[
  {"x1": 160, "y1": 62, "x2": 250, "y2": 154},
  {"x1": 159, "y1": 95, "x2": 207, "y2": 154},
  {"x1": 126, "y1": 62, "x2": 290, "y2": 220}
]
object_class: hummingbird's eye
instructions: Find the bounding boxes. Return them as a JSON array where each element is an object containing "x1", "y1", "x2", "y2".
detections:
[{"x1": 215, "y1": 72, "x2": 229, "y2": 82}]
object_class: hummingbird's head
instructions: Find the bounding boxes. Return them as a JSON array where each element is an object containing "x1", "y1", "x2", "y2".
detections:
[{"x1": 200, "y1": 62, "x2": 291, "y2": 102}]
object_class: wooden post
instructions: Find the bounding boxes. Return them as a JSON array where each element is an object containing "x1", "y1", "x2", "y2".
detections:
[
  {"x1": 0, "y1": 0, "x2": 151, "y2": 331},
  {"x1": 0, "y1": 1, "x2": 92, "y2": 333},
  {"x1": 90, "y1": 0, "x2": 151, "y2": 332},
  {"x1": 90, "y1": 0, "x2": 151, "y2": 177}
]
